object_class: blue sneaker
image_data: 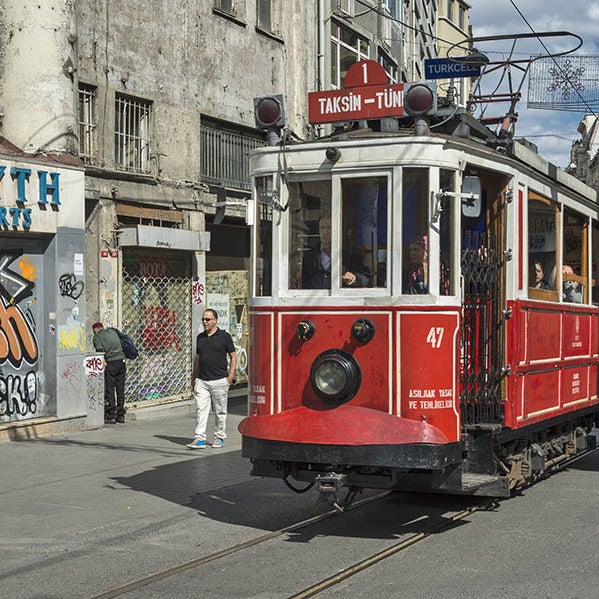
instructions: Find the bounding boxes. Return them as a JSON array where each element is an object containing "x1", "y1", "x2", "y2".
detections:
[
  {"x1": 212, "y1": 438, "x2": 224, "y2": 448},
  {"x1": 186, "y1": 438, "x2": 207, "y2": 449}
]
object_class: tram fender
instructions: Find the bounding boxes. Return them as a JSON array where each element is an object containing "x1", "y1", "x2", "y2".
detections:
[{"x1": 238, "y1": 404, "x2": 450, "y2": 445}]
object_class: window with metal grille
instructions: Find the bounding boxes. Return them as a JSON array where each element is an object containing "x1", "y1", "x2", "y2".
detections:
[
  {"x1": 78, "y1": 84, "x2": 96, "y2": 164},
  {"x1": 114, "y1": 94, "x2": 152, "y2": 173},
  {"x1": 200, "y1": 122, "x2": 264, "y2": 191},
  {"x1": 331, "y1": 21, "x2": 370, "y2": 89}
]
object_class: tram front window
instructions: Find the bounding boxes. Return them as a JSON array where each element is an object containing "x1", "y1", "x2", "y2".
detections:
[
  {"x1": 288, "y1": 181, "x2": 333, "y2": 290},
  {"x1": 341, "y1": 176, "x2": 388, "y2": 288},
  {"x1": 402, "y1": 169, "x2": 430, "y2": 294}
]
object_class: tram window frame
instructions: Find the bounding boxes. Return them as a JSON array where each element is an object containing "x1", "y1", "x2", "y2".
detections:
[
  {"x1": 338, "y1": 174, "x2": 389, "y2": 292},
  {"x1": 561, "y1": 207, "x2": 589, "y2": 304},
  {"x1": 286, "y1": 179, "x2": 333, "y2": 292},
  {"x1": 402, "y1": 168, "x2": 430, "y2": 296},
  {"x1": 254, "y1": 176, "x2": 274, "y2": 297},
  {"x1": 438, "y1": 169, "x2": 455, "y2": 296},
  {"x1": 528, "y1": 192, "x2": 559, "y2": 302}
]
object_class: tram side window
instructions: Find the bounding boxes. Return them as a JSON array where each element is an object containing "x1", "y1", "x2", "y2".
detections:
[
  {"x1": 528, "y1": 194, "x2": 557, "y2": 297},
  {"x1": 288, "y1": 181, "x2": 332, "y2": 290},
  {"x1": 402, "y1": 168, "x2": 429, "y2": 294},
  {"x1": 341, "y1": 176, "x2": 388, "y2": 288},
  {"x1": 562, "y1": 208, "x2": 587, "y2": 303},
  {"x1": 255, "y1": 177, "x2": 273, "y2": 297}
]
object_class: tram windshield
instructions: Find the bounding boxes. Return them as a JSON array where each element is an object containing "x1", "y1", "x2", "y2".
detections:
[{"x1": 288, "y1": 177, "x2": 388, "y2": 291}]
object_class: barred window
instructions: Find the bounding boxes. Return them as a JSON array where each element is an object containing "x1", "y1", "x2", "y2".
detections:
[
  {"x1": 114, "y1": 94, "x2": 152, "y2": 173},
  {"x1": 78, "y1": 84, "x2": 96, "y2": 164},
  {"x1": 200, "y1": 121, "x2": 264, "y2": 191}
]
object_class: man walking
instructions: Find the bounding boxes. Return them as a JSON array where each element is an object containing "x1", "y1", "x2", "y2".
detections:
[
  {"x1": 92, "y1": 322, "x2": 126, "y2": 424},
  {"x1": 187, "y1": 308, "x2": 237, "y2": 449}
]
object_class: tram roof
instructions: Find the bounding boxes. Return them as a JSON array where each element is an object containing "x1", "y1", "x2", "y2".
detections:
[{"x1": 252, "y1": 113, "x2": 597, "y2": 206}]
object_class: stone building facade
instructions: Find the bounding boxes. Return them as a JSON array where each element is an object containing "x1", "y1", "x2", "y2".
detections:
[{"x1": 0, "y1": 0, "x2": 464, "y2": 436}]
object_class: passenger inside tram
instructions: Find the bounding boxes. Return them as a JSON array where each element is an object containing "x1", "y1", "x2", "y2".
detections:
[
  {"x1": 301, "y1": 215, "x2": 358, "y2": 288},
  {"x1": 562, "y1": 265, "x2": 583, "y2": 303},
  {"x1": 531, "y1": 260, "x2": 550, "y2": 289},
  {"x1": 404, "y1": 235, "x2": 429, "y2": 294}
]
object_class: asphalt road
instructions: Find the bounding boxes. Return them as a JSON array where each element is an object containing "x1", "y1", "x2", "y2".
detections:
[{"x1": 1, "y1": 406, "x2": 598, "y2": 599}]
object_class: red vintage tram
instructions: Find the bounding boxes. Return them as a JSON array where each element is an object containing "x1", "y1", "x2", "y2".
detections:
[{"x1": 238, "y1": 60, "x2": 599, "y2": 502}]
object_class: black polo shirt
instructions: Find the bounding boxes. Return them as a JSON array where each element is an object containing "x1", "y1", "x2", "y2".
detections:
[{"x1": 195, "y1": 328, "x2": 235, "y2": 381}]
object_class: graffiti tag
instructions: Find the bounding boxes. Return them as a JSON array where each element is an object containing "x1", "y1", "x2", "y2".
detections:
[
  {"x1": 0, "y1": 371, "x2": 37, "y2": 417},
  {"x1": 58, "y1": 273, "x2": 84, "y2": 300},
  {"x1": 61, "y1": 360, "x2": 81, "y2": 388}
]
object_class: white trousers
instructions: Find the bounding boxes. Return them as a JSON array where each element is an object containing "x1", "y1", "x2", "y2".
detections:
[{"x1": 193, "y1": 377, "x2": 230, "y2": 441}]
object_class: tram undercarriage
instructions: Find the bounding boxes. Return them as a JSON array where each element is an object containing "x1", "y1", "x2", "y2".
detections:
[{"x1": 243, "y1": 411, "x2": 597, "y2": 505}]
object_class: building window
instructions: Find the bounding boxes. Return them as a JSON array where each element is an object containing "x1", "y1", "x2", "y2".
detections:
[
  {"x1": 335, "y1": 0, "x2": 354, "y2": 17},
  {"x1": 257, "y1": 0, "x2": 272, "y2": 32},
  {"x1": 200, "y1": 120, "x2": 265, "y2": 191},
  {"x1": 447, "y1": 0, "x2": 454, "y2": 22},
  {"x1": 331, "y1": 21, "x2": 370, "y2": 89},
  {"x1": 382, "y1": 0, "x2": 399, "y2": 19},
  {"x1": 215, "y1": 0, "x2": 233, "y2": 14},
  {"x1": 114, "y1": 94, "x2": 152, "y2": 173},
  {"x1": 379, "y1": 50, "x2": 398, "y2": 83},
  {"x1": 78, "y1": 84, "x2": 96, "y2": 164},
  {"x1": 458, "y1": 4, "x2": 466, "y2": 31}
]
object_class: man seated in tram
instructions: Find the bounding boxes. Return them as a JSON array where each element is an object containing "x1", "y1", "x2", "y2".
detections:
[
  {"x1": 302, "y1": 214, "x2": 359, "y2": 289},
  {"x1": 562, "y1": 265, "x2": 583, "y2": 303}
]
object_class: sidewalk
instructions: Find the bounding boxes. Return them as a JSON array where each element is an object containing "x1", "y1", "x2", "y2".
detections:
[{"x1": 0, "y1": 396, "x2": 253, "y2": 598}]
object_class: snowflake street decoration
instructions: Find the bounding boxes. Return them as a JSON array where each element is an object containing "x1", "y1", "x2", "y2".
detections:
[
  {"x1": 528, "y1": 55, "x2": 599, "y2": 111},
  {"x1": 547, "y1": 59, "x2": 585, "y2": 100}
]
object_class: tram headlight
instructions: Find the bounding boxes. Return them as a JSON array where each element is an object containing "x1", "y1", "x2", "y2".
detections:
[{"x1": 310, "y1": 349, "x2": 361, "y2": 404}]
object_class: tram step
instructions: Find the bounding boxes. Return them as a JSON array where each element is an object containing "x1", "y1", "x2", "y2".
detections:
[{"x1": 461, "y1": 473, "x2": 510, "y2": 497}]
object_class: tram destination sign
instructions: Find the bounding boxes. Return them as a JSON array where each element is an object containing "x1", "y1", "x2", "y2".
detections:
[
  {"x1": 308, "y1": 83, "x2": 405, "y2": 124},
  {"x1": 424, "y1": 57, "x2": 481, "y2": 80}
]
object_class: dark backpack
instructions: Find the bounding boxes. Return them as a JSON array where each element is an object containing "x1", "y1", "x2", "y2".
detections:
[{"x1": 111, "y1": 328, "x2": 139, "y2": 359}]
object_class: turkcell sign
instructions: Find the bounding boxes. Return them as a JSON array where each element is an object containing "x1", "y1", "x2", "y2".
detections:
[
  {"x1": 308, "y1": 83, "x2": 404, "y2": 124},
  {"x1": 424, "y1": 57, "x2": 481, "y2": 80}
]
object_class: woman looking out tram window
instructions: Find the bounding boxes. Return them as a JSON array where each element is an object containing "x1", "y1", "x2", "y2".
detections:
[{"x1": 531, "y1": 260, "x2": 550, "y2": 289}]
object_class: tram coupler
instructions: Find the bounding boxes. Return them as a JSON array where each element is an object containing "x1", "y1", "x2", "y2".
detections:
[{"x1": 316, "y1": 472, "x2": 348, "y2": 511}]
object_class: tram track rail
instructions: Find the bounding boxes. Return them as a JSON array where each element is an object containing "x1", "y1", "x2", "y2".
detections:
[
  {"x1": 89, "y1": 491, "x2": 389, "y2": 599},
  {"x1": 89, "y1": 446, "x2": 597, "y2": 599}
]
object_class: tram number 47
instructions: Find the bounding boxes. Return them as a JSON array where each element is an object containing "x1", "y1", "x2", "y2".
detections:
[{"x1": 427, "y1": 327, "x2": 444, "y2": 349}]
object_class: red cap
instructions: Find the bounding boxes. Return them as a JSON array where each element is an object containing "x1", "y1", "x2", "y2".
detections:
[{"x1": 92, "y1": 322, "x2": 103, "y2": 330}]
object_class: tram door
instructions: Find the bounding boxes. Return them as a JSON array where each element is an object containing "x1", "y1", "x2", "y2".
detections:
[{"x1": 459, "y1": 172, "x2": 509, "y2": 425}]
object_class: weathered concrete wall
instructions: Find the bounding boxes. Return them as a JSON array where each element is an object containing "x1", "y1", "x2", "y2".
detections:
[
  {"x1": 75, "y1": 0, "x2": 316, "y2": 181},
  {"x1": 0, "y1": 0, "x2": 78, "y2": 153}
]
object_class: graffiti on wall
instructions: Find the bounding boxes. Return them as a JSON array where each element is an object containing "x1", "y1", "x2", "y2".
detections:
[
  {"x1": 141, "y1": 305, "x2": 182, "y2": 351},
  {"x1": 0, "y1": 250, "x2": 40, "y2": 419},
  {"x1": 84, "y1": 355, "x2": 105, "y2": 411},
  {"x1": 59, "y1": 273, "x2": 84, "y2": 300},
  {"x1": 58, "y1": 271, "x2": 85, "y2": 351},
  {"x1": 192, "y1": 277, "x2": 204, "y2": 305}
]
